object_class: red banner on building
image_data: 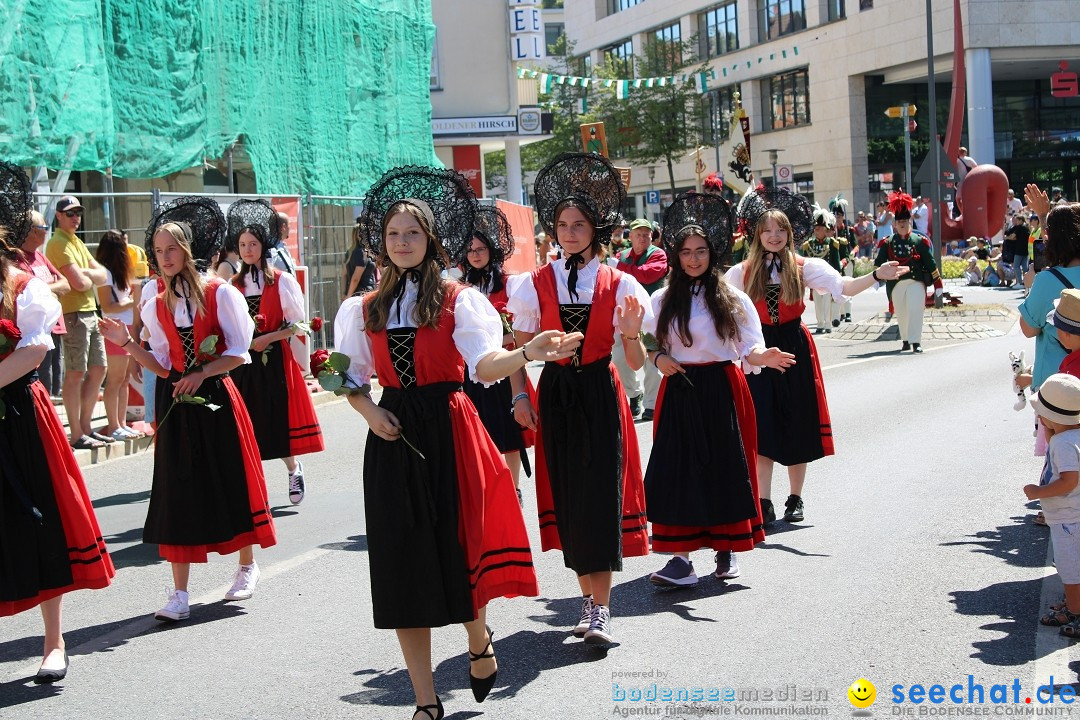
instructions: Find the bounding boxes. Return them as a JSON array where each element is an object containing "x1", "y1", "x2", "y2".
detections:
[
  {"x1": 453, "y1": 145, "x2": 485, "y2": 198},
  {"x1": 496, "y1": 199, "x2": 536, "y2": 275}
]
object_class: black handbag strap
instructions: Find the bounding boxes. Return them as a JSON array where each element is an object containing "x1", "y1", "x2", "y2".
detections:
[{"x1": 1048, "y1": 267, "x2": 1075, "y2": 290}]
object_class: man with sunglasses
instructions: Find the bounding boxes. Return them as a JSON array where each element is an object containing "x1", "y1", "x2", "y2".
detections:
[{"x1": 45, "y1": 196, "x2": 110, "y2": 450}]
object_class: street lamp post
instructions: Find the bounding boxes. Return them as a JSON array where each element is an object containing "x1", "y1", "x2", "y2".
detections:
[{"x1": 768, "y1": 148, "x2": 782, "y2": 189}]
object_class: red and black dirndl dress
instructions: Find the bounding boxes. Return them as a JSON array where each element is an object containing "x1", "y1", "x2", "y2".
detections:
[
  {"x1": 145, "y1": 278, "x2": 277, "y2": 563},
  {"x1": 230, "y1": 270, "x2": 324, "y2": 460},
  {"x1": 530, "y1": 263, "x2": 649, "y2": 574},
  {"x1": 0, "y1": 275, "x2": 114, "y2": 616},
  {"x1": 362, "y1": 285, "x2": 538, "y2": 629},
  {"x1": 461, "y1": 279, "x2": 535, "y2": 472},
  {"x1": 743, "y1": 266, "x2": 834, "y2": 466},
  {"x1": 646, "y1": 362, "x2": 764, "y2": 552}
]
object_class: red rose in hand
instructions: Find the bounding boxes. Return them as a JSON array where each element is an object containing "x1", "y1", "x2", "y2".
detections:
[
  {"x1": 310, "y1": 316, "x2": 323, "y2": 332},
  {"x1": 0, "y1": 319, "x2": 22, "y2": 342},
  {"x1": 253, "y1": 314, "x2": 267, "y2": 332},
  {"x1": 310, "y1": 349, "x2": 331, "y2": 377}
]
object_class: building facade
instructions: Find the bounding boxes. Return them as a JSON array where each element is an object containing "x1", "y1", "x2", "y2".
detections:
[{"x1": 560, "y1": 0, "x2": 1079, "y2": 216}]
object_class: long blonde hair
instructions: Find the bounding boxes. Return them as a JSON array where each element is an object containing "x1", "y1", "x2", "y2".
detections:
[
  {"x1": 743, "y1": 209, "x2": 804, "y2": 305},
  {"x1": 364, "y1": 203, "x2": 449, "y2": 333},
  {"x1": 156, "y1": 222, "x2": 207, "y2": 317}
]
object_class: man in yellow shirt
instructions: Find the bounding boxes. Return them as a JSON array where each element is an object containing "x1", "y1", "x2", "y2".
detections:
[{"x1": 45, "y1": 196, "x2": 110, "y2": 449}]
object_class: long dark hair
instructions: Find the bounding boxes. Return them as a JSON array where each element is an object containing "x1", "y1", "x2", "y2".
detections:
[
  {"x1": 95, "y1": 229, "x2": 132, "y2": 292},
  {"x1": 1046, "y1": 204, "x2": 1080, "y2": 267},
  {"x1": 655, "y1": 235, "x2": 742, "y2": 351},
  {"x1": 461, "y1": 232, "x2": 505, "y2": 294},
  {"x1": 233, "y1": 224, "x2": 277, "y2": 288}
]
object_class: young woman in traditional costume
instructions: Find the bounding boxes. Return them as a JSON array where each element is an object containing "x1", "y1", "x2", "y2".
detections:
[
  {"x1": 100, "y1": 196, "x2": 276, "y2": 622},
  {"x1": 643, "y1": 192, "x2": 794, "y2": 587},
  {"x1": 227, "y1": 199, "x2": 324, "y2": 505},
  {"x1": 507, "y1": 152, "x2": 652, "y2": 646},
  {"x1": 725, "y1": 188, "x2": 907, "y2": 526},
  {"x1": 459, "y1": 204, "x2": 534, "y2": 504},
  {"x1": 0, "y1": 162, "x2": 115, "y2": 684},
  {"x1": 334, "y1": 166, "x2": 580, "y2": 720}
]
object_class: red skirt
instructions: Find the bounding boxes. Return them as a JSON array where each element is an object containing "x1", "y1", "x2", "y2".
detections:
[
  {"x1": 649, "y1": 363, "x2": 764, "y2": 553},
  {"x1": 149, "y1": 374, "x2": 277, "y2": 563},
  {"x1": 283, "y1": 343, "x2": 324, "y2": 457},
  {"x1": 0, "y1": 380, "x2": 115, "y2": 617}
]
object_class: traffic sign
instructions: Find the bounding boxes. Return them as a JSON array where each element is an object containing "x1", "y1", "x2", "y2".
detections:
[
  {"x1": 884, "y1": 104, "x2": 917, "y2": 118},
  {"x1": 908, "y1": 120, "x2": 918, "y2": 133},
  {"x1": 775, "y1": 164, "x2": 794, "y2": 185},
  {"x1": 645, "y1": 190, "x2": 661, "y2": 205}
]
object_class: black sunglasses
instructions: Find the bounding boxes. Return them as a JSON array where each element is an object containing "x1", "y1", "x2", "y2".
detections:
[{"x1": 62, "y1": 209, "x2": 83, "y2": 218}]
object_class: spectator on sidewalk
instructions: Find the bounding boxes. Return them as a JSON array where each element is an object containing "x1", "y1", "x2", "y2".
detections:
[
  {"x1": 912, "y1": 196, "x2": 930, "y2": 237},
  {"x1": 855, "y1": 211, "x2": 876, "y2": 258},
  {"x1": 269, "y1": 211, "x2": 297, "y2": 275},
  {"x1": 1004, "y1": 214, "x2": 1031, "y2": 288},
  {"x1": 44, "y1": 196, "x2": 110, "y2": 450},
  {"x1": 875, "y1": 201, "x2": 894, "y2": 245},
  {"x1": 95, "y1": 230, "x2": 140, "y2": 441},
  {"x1": 16, "y1": 210, "x2": 69, "y2": 397}
]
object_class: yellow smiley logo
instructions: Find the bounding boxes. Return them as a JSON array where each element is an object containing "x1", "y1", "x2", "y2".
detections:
[{"x1": 848, "y1": 678, "x2": 876, "y2": 709}]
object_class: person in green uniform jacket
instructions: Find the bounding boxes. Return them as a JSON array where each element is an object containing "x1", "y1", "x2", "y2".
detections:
[
  {"x1": 874, "y1": 190, "x2": 943, "y2": 354},
  {"x1": 800, "y1": 205, "x2": 843, "y2": 333},
  {"x1": 829, "y1": 194, "x2": 857, "y2": 323}
]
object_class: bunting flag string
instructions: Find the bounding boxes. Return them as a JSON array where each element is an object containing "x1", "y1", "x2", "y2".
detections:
[{"x1": 518, "y1": 45, "x2": 800, "y2": 100}]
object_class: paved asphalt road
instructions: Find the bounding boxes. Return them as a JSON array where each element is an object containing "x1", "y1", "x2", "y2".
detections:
[{"x1": 4, "y1": 282, "x2": 1075, "y2": 719}]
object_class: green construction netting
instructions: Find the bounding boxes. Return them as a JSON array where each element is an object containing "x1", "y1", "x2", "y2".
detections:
[{"x1": 0, "y1": 0, "x2": 441, "y2": 197}]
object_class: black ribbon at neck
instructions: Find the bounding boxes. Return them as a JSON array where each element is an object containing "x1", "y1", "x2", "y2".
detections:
[
  {"x1": 690, "y1": 279, "x2": 704, "y2": 297},
  {"x1": 765, "y1": 252, "x2": 783, "y2": 276},
  {"x1": 464, "y1": 266, "x2": 491, "y2": 291},
  {"x1": 391, "y1": 269, "x2": 422, "y2": 325},
  {"x1": 564, "y1": 252, "x2": 586, "y2": 302},
  {"x1": 250, "y1": 266, "x2": 262, "y2": 289},
  {"x1": 171, "y1": 275, "x2": 194, "y2": 324}
]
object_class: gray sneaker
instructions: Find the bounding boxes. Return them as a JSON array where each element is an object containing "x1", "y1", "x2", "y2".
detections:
[
  {"x1": 572, "y1": 596, "x2": 594, "y2": 637},
  {"x1": 584, "y1": 603, "x2": 614, "y2": 646},
  {"x1": 649, "y1": 556, "x2": 698, "y2": 587},
  {"x1": 714, "y1": 551, "x2": 740, "y2": 579}
]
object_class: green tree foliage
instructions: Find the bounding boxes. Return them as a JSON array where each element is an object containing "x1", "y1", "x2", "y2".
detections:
[{"x1": 589, "y1": 36, "x2": 711, "y2": 193}]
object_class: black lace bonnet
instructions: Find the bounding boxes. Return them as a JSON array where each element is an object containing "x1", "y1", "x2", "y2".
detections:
[
  {"x1": 0, "y1": 161, "x2": 32, "y2": 249},
  {"x1": 466, "y1": 204, "x2": 516, "y2": 266},
  {"x1": 736, "y1": 186, "x2": 814, "y2": 247},
  {"x1": 533, "y1": 152, "x2": 625, "y2": 246},
  {"x1": 226, "y1": 199, "x2": 281, "y2": 258},
  {"x1": 359, "y1": 165, "x2": 478, "y2": 268},
  {"x1": 661, "y1": 192, "x2": 734, "y2": 264},
  {"x1": 145, "y1": 196, "x2": 227, "y2": 273}
]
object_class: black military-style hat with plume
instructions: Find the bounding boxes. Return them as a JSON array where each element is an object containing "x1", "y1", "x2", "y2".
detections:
[
  {"x1": 359, "y1": 165, "x2": 477, "y2": 268},
  {"x1": 661, "y1": 191, "x2": 734, "y2": 264}
]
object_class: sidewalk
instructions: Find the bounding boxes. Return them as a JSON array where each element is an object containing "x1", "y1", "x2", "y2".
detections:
[{"x1": 58, "y1": 382, "x2": 345, "y2": 470}]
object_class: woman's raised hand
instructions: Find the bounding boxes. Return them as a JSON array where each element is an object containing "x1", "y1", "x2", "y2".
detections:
[
  {"x1": 1025, "y1": 184, "x2": 1051, "y2": 218},
  {"x1": 524, "y1": 330, "x2": 583, "y2": 363},
  {"x1": 616, "y1": 294, "x2": 645, "y2": 337},
  {"x1": 99, "y1": 317, "x2": 131, "y2": 346}
]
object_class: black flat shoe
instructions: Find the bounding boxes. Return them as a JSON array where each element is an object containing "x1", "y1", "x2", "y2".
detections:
[
  {"x1": 901, "y1": 341, "x2": 911, "y2": 352},
  {"x1": 33, "y1": 651, "x2": 68, "y2": 684},
  {"x1": 760, "y1": 498, "x2": 776, "y2": 525},
  {"x1": 413, "y1": 697, "x2": 443, "y2": 720},
  {"x1": 912, "y1": 343, "x2": 923, "y2": 353},
  {"x1": 783, "y1": 494, "x2": 804, "y2": 522},
  {"x1": 468, "y1": 626, "x2": 497, "y2": 703}
]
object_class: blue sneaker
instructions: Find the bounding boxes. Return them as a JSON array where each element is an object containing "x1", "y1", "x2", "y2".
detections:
[{"x1": 649, "y1": 556, "x2": 698, "y2": 587}]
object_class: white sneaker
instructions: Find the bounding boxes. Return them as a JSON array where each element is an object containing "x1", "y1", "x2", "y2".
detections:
[
  {"x1": 224, "y1": 562, "x2": 261, "y2": 601},
  {"x1": 288, "y1": 462, "x2": 305, "y2": 505},
  {"x1": 154, "y1": 590, "x2": 190, "y2": 622},
  {"x1": 583, "y1": 603, "x2": 615, "y2": 646},
  {"x1": 714, "y1": 551, "x2": 741, "y2": 579},
  {"x1": 572, "y1": 596, "x2": 594, "y2": 638}
]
